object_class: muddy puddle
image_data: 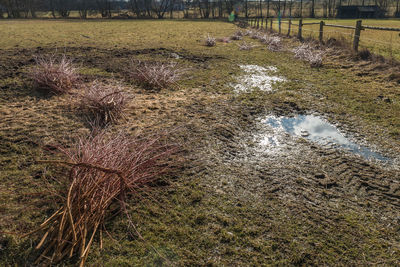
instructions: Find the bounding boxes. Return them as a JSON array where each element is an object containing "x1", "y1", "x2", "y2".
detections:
[
  {"x1": 259, "y1": 114, "x2": 391, "y2": 163},
  {"x1": 233, "y1": 65, "x2": 286, "y2": 93}
]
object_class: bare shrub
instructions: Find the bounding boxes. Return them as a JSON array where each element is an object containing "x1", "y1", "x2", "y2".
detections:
[
  {"x1": 79, "y1": 81, "x2": 127, "y2": 125},
  {"x1": 30, "y1": 55, "x2": 80, "y2": 95},
  {"x1": 293, "y1": 44, "x2": 324, "y2": 68},
  {"x1": 205, "y1": 34, "x2": 216, "y2": 47},
  {"x1": 32, "y1": 130, "x2": 178, "y2": 266},
  {"x1": 128, "y1": 60, "x2": 186, "y2": 90},
  {"x1": 217, "y1": 37, "x2": 232, "y2": 43},
  {"x1": 238, "y1": 41, "x2": 258, "y2": 51}
]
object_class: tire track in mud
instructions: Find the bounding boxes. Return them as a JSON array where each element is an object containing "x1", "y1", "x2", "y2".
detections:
[{"x1": 213, "y1": 116, "x2": 400, "y2": 221}]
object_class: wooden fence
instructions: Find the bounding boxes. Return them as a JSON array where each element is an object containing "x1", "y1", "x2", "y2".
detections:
[{"x1": 241, "y1": 17, "x2": 400, "y2": 52}]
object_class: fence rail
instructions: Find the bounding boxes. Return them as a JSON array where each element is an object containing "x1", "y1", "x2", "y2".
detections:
[{"x1": 241, "y1": 17, "x2": 400, "y2": 52}]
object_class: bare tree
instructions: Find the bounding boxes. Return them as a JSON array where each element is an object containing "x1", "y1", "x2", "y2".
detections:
[
  {"x1": 198, "y1": 0, "x2": 211, "y2": 18},
  {"x1": 96, "y1": 0, "x2": 112, "y2": 18},
  {"x1": 271, "y1": 0, "x2": 281, "y2": 17},
  {"x1": 77, "y1": 0, "x2": 94, "y2": 18},
  {"x1": 152, "y1": 0, "x2": 171, "y2": 18},
  {"x1": 49, "y1": 0, "x2": 73, "y2": 18}
]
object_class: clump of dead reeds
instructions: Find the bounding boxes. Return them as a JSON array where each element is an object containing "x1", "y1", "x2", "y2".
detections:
[
  {"x1": 30, "y1": 55, "x2": 80, "y2": 94},
  {"x1": 293, "y1": 43, "x2": 324, "y2": 68},
  {"x1": 79, "y1": 81, "x2": 127, "y2": 125},
  {"x1": 30, "y1": 130, "x2": 177, "y2": 266},
  {"x1": 204, "y1": 34, "x2": 216, "y2": 47},
  {"x1": 128, "y1": 60, "x2": 186, "y2": 90}
]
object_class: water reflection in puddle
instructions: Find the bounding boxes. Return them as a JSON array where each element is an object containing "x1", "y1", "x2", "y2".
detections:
[
  {"x1": 262, "y1": 115, "x2": 390, "y2": 162},
  {"x1": 233, "y1": 65, "x2": 286, "y2": 92}
]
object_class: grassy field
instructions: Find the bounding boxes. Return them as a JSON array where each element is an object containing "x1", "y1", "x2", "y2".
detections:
[
  {"x1": 1, "y1": 18, "x2": 399, "y2": 59},
  {"x1": 0, "y1": 19, "x2": 399, "y2": 265},
  {"x1": 271, "y1": 19, "x2": 400, "y2": 60}
]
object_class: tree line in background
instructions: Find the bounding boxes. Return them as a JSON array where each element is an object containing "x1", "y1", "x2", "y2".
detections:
[{"x1": 0, "y1": 0, "x2": 399, "y2": 19}]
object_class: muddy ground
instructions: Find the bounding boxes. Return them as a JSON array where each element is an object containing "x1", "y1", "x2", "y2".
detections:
[{"x1": 1, "y1": 33, "x2": 400, "y2": 265}]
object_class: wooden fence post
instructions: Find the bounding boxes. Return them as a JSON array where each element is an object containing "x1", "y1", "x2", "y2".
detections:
[
  {"x1": 279, "y1": 19, "x2": 281, "y2": 34},
  {"x1": 287, "y1": 19, "x2": 292, "y2": 36},
  {"x1": 319, "y1": 21, "x2": 324, "y2": 43},
  {"x1": 297, "y1": 19, "x2": 303, "y2": 40},
  {"x1": 353, "y1": 20, "x2": 362, "y2": 52}
]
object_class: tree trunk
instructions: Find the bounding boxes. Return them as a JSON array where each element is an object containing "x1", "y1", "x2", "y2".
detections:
[
  {"x1": 310, "y1": 0, "x2": 315, "y2": 18},
  {"x1": 300, "y1": 0, "x2": 303, "y2": 18}
]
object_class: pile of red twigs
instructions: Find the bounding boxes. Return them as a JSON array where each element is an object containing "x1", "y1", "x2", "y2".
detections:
[
  {"x1": 129, "y1": 60, "x2": 186, "y2": 90},
  {"x1": 30, "y1": 55, "x2": 80, "y2": 94},
  {"x1": 29, "y1": 130, "x2": 177, "y2": 266},
  {"x1": 79, "y1": 81, "x2": 127, "y2": 125}
]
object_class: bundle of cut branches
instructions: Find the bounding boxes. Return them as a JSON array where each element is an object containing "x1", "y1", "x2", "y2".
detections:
[
  {"x1": 30, "y1": 130, "x2": 177, "y2": 266},
  {"x1": 79, "y1": 81, "x2": 127, "y2": 125},
  {"x1": 238, "y1": 41, "x2": 258, "y2": 51},
  {"x1": 128, "y1": 60, "x2": 186, "y2": 90},
  {"x1": 292, "y1": 43, "x2": 324, "y2": 67},
  {"x1": 204, "y1": 34, "x2": 216, "y2": 47},
  {"x1": 30, "y1": 54, "x2": 80, "y2": 94}
]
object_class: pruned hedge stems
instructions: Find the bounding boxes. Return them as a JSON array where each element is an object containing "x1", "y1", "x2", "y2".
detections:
[
  {"x1": 231, "y1": 30, "x2": 244, "y2": 40},
  {"x1": 128, "y1": 60, "x2": 186, "y2": 90},
  {"x1": 79, "y1": 81, "x2": 127, "y2": 125},
  {"x1": 30, "y1": 130, "x2": 178, "y2": 266},
  {"x1": 30, "y1": 55, "x2": 80, "y2": 94},
  {"x1": 238, "y1": 41, "x2": 258, "y2": 51},
  {"x1": 293, "y1": 43, "x2": 324, "y2": 67},
  {"x1": 217, "y1": 37, "x2": 232, "y2": 43},
  {"x1": 204, "y1": 34, "x2": 216, "y2": 47}
]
